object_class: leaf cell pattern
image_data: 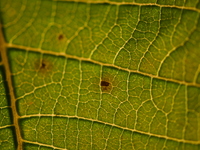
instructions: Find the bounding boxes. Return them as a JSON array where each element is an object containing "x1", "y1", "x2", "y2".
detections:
[{"x1": 0, "y1": 0, "x2": 200, "y2": 149}]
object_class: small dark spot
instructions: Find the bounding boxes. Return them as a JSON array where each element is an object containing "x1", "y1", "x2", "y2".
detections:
[
  {"x1": 35, "y1": 58, "x2": 52, "y2": 76},
  {"x1": 101, "y1": 81, "x2": 110, "y2": 87},
  {"x1": 100, "y1": 80, "x2": 112, "y2": 93},
  {"x1": 40, "y1": 61, "x2": 46, "y2": 69},
  {"x1": 58, "y1": 34, "x2": 64, "y2": 40},
  {"x1": 99, "y1": 72, "x2": 115, "y2": 93}
]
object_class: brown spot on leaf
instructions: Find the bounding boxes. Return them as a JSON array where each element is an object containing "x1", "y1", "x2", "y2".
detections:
[
  {"x1": 40, "y1": 61, "x2": 46, "y2": 69},
  {"x1": 35, "y1": 58, "x2": 53, "y2": 76},
  {"x1": 58, "y1": 34, "x2": 64, "y2": 40},
  {"x1": 100, "y1": 74, "x2": 113, "y2": 93},
  {"x1": 101, "y1": 81, "x2": 110, "y2": 87}
]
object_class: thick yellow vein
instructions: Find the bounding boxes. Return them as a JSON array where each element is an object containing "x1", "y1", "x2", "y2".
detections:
[
  {"x1": 7, "y1": 43, "x2": 200, "y2": 88},
  {"x1": 0, "y1": 124, "x2": 14, "y2": 129},
  {"x1": 0, "y1": 25, "x2": 23, "y2": 150},
  {"x1": 20, "y1": 114, "x2": 200, "y2": 145},
  {"x1": 22, "y1": 140, "x2": 68, "y2": 150},
  {"x1": 55, "y1": 0, "x2": 200, "y2": 13}
]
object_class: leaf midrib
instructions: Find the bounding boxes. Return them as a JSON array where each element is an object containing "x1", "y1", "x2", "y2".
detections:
[{"x1": 0, "y1": 26, "x2": 22, "y2": 150}]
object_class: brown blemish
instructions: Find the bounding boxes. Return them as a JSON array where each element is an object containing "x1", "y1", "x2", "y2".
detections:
[
  {"x1": 101, "y1": 81, "x2": 110, "y2": 87},
  {"x1": 35, "y1": 58, "x2": 53, "y2": 76},
  {"x1": 101, "y1": 80, "x2": 111, "y2": 92},
  {"x1": 100, "y1": 74, "x2": 114, "y2": 93},
  {"x1": 58, "y1": 34, "x2": 64, "y2": 40},
  {"x1": 28, "y1": 101, "x2": 34, "y2": 106},
  {"x1": 40, "y1": 61, "x2": 47, "y2": 69}
]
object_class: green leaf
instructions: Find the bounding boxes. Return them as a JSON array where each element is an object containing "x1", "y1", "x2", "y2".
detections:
[{"x1": 0, "y1": 0, "x2": 200, "y2": 149}]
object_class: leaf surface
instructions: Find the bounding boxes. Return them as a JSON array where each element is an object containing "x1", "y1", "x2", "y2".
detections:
[{"x1": 0, "y1": 0, "x2": 200, "y2": 149}]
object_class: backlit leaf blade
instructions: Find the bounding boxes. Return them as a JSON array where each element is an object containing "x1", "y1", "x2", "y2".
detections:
[{"x1": 0, "y1": 0, "x2": 200, "y2": 149}]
